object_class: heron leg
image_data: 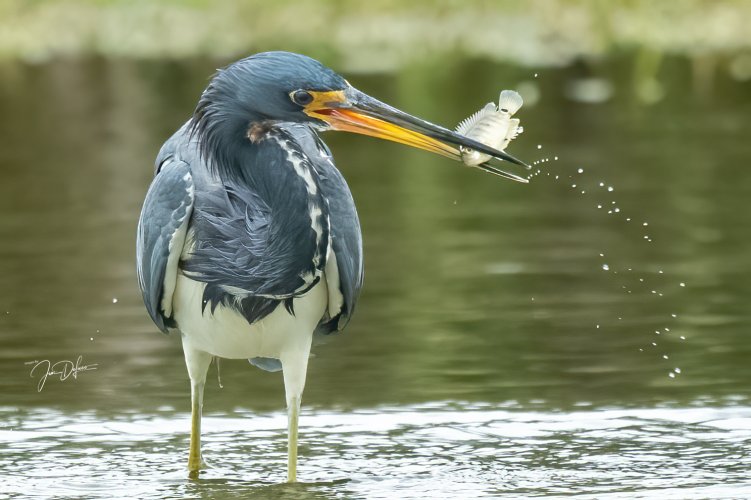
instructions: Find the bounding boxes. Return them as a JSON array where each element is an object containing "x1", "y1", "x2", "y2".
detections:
[
  {"x1": 280, "y1": 341, "x2": 312, "y2": 483},
  {"x1": 188, "y1": 380, "x2": 206, "y2": 475},
  {"x1": 183, "y1": 341, "x2": 212, "y2": 476},
  {"x1": 286, "y1": 393, "x2": 301, "y2": 483}
]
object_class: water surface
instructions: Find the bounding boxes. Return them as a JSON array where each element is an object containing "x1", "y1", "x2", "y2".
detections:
[{"x1": 3, "y1": 403, "x2": 751, "y2": 499}]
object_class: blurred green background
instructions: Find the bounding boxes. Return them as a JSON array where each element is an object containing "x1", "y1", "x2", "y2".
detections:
[
  {"x1": 1, "y1": 0, "x2": 751, "y2": 69},
  {"x1": 0, "y1": 0, "x2": 749, "y2": 410}
]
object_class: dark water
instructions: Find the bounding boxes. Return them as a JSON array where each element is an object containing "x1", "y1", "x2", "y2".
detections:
[{"x1": 0, "y1": 55, "x2": 750, "y2": 498}]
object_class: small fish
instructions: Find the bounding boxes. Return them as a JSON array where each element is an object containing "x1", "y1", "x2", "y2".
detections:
[{"x1": 455, "y1": 90, "x2": 524, "y2": 167}]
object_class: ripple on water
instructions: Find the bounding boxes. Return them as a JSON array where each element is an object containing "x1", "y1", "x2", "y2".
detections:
[{"x1": 1, "y1": 402, "x2": 751, "y2": 499}]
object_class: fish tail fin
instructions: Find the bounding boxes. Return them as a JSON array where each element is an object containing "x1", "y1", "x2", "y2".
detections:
[
  {"x1": 455, "y1": 103, "x2": 496, "y2": 135},
  {"x1": 498, "y1": 90, "x2": 523, "y2": 115}
]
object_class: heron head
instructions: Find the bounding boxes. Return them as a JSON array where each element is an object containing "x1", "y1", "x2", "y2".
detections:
[{"x1": 194, "y1": 51, "x2": 527, "y2": 180}]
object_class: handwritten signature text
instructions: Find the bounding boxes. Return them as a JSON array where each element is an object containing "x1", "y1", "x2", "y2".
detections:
[{"x1": 25, "y1": 356, "x2": 99, "y2": 392}]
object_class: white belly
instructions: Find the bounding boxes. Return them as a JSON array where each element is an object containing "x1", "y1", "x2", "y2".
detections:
[{"x1": 171, "y1": 273, "x2": 329, "y2": 360}]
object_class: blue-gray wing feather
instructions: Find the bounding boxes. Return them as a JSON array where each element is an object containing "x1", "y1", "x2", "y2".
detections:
[
  {"x1": 301, "y1": 133, "x2": 364, "y2": 334},
  {"x1": 319, "y1": 162, "x2": 363, "y2": 332},
  {"x1": 136, "y1": 159, "x2": 194, "y2": 333},
  {"x1": 137, "y1": 122, "x2": 362, "y2": 348}
]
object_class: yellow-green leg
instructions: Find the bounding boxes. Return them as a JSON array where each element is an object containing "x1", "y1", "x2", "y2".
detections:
[
  {"x1": 188, "y1": 381, "x2": 205, "y2": 475},
  {"x1": 287, "y1": 394, "x2": 301, "y2": 482},
  {"x1": 280, "y1": 340, "x2": 312, "y2": 484},
  {"x1": 182, "y1": 340, "x2": 212, "y2": 477}
]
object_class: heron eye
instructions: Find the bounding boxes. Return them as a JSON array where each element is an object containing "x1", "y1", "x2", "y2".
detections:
[{"x1": 291, "y1": 90, "x2": 314, "y2": 106}]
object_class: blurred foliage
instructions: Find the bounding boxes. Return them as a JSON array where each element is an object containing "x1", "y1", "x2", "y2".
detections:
[{"x1": 0, "y1": 0, "x2": 750, "y2": 69}]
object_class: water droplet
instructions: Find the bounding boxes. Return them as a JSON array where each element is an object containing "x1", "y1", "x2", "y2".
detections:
[
  {"x1": 596, "y1": 324, "x2": 600, "y2": 329},
  {"x1": 534, "y1": 73, "x2": 539, "y2": 78},
  {"x1": 112, "y1": 298, "x2": 118, "y2": 304},
  {"x1": 669, "y1": 372, "x2": 675, "y2": 378},
  {"x1": 607, "y1": 186, "x2": 614, "y2": 192},
  {"x1": 537, "y1": 144, "x2": 542, "y2": 150},
  {"x1": 602, "y1": 264, "x2": 610, "y2": 271},
  {"x1": 671, "y1": 313, "x2": 677, "y2": 318},
  {"x1": 626, "y1": 218, "x2": 631, "y2": 222},
  {"x1": 674, "y1": 368, "x2": 681, "y2": 374},
  {"x1": 599, "y1": 253, "x2": 604, "y2": 257},
  {"x1": 679, "y1": 282, "x2": 686, "y2": 287},
  {"x1": 90, "y1": 337, "x2": 93, "y2": 341},
  {"x1": 614, "y1": 208, "x2": 620, "y2": 213},
  {"x1": 577, "y1": 168, "x2": 583, "y2": 173},
  {"x1": 554, "y1": 156, "x2": 559, "y2": 160},
  {"x1": 597, "y1": 204, "x2": 602, "y2": 209},
  {"x1": 664, "y1": 328, "x2": 670, "y2": 332},
  {"x1": 680, "y1": 335, "x2": 686, "y2": 340},
  {"x1": 652, "y1": 342, "x2": 657, "y2": 346},
  {"x1": 663, "y1": 355, "x2": 669, "y2": 359},
  {"x1": 643, "y1": 222, "x2": 648, "y2": 226},
  {"x1": 571, "y1": 184, "x2": 577, "y2": 188}
]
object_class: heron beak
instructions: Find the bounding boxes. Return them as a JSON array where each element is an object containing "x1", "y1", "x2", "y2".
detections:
[{"x1": 303, "y1": 88, "x2": 530, "y2": 183}]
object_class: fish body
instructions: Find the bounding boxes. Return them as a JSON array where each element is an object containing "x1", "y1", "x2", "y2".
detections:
[{"x1": 455, "y1": 90, "x2": 524, "y2": 167}]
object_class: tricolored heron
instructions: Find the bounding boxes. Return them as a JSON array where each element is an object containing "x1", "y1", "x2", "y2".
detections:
[{"x1": 136, "y1": 51, "x2": 526, "y2": 482}]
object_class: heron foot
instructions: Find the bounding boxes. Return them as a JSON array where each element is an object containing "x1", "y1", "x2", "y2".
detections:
[
  {"x1": 187, "y1": 454, "x2": 211, "y2": 479},
  {"x1": 188, "y1": 453, "x2": 208, "y2": 471}
]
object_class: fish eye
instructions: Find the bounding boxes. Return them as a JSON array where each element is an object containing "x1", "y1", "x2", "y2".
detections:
[{"x1": 291, "y1": 90, "x2": 314, "y2": 106}]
